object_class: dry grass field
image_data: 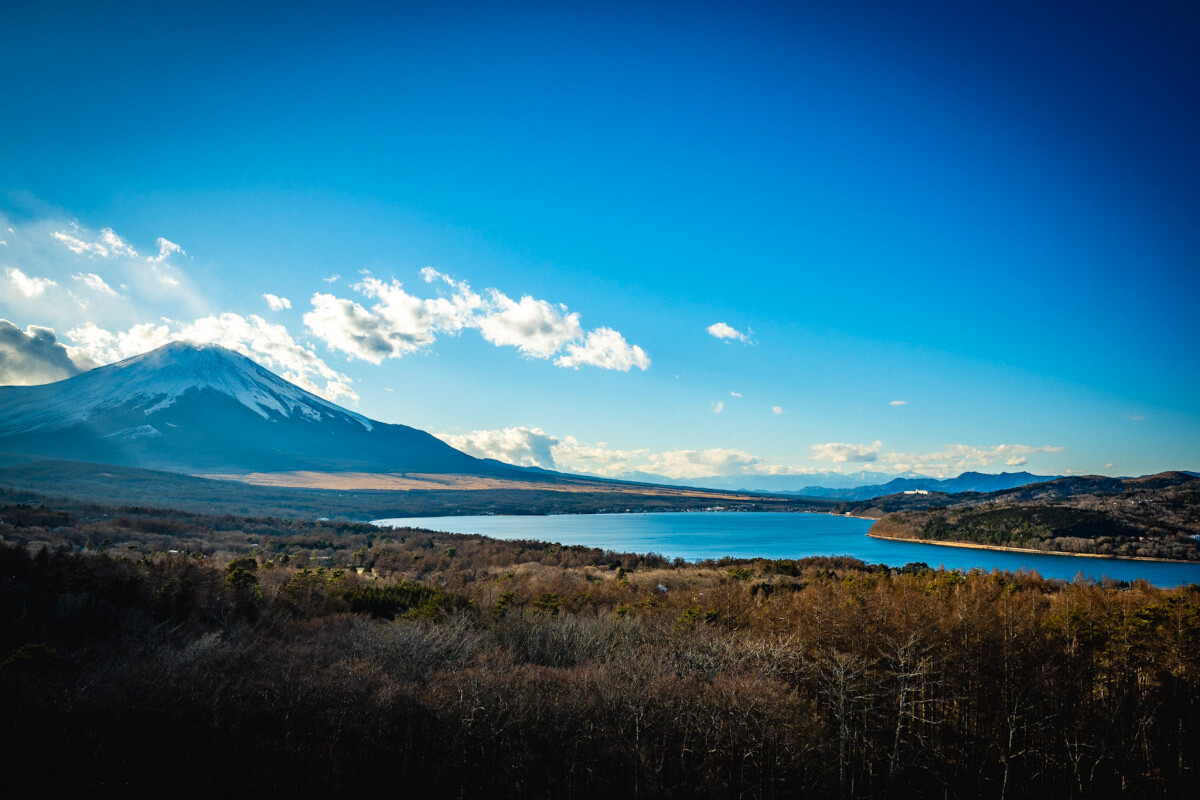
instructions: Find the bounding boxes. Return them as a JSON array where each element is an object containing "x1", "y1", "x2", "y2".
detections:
[{"x1": 204, "y1": 469, "x2": 764, "y2": 500}]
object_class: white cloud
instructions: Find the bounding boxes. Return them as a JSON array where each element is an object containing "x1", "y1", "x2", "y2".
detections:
[
  {"x1": 50, "y1": 224, "x2": 186, "y2": 290},
  {"x1": 812, "y1": 440, "x2": 882, "y2": 463},
  {"x1": 148, "y1": 237, "x2": 184, "y2": 263},
  {"x1": 66, "y1": 314, "x2": 357, "y2": 404},
  {"x1": 15, "y1": 220, "x2": 197, "y2": 324},
  {"x1": 706, "y1": 321, "x2": 748, "y2": 342},
  {"x1": 438, "y1": 426, "x2": 560, "y2": 470},
  {"x1": 72, "y1": 272, "x2": 118, "y2": 296},
  {"x1": 553, "y1": 436, "x2": 649, "y2": 477},
  {"x1": 6, "y1": 268, "x2": 57, "y2": 298},
  {"x1": 306, "y1": 269, "x2": 648, "y2": 372},
  {"x1": 889, "y1": 400, "x2": 907, "y2": 406},
  {"x1": 479, "y1": 293, "x2": 582, "y2": 358},
  {"x1": 262, "y1": 293, "x2": 292, "y2": 311},
  {"x1": 436, "y1": 425, "x2": 830, "y2": 481},
  {"x1": 323, "y1": 274, "x2": 340, "y2": 283},
  {"x1": 555, "y1": 327, "x2": 650, "y2": 371},
  {"x1": 771, "y1": 406, "x2": 784, "y2": 415},
  {"x1": 437, "y1": 426, "x2": 652, "y2": 477},
  {"x1": 713, "y1": 401, "x2": 724, "y2": 413},
  {"x1": 439, "y1": 428, "x2": 1070, "y2": 482},
  {"x1": 730, "y1": 391, "x2": 742, "y2": 398},
  {"x1": 878, "y1": 444, "x2": 1064, "y2": 476},
  {"x1": 304, "y1": 293, "x2": 405, "y2": 364},
  {"x1": 66, "y1": 321, "x2": 172, "y2": 365},
  {"x1": 421, "y1": 266, "x2": 449, "y2": 284},
  {"x1": 439, "y1": 427, "x2": 753, "y2": 479},
  {"x1": 644, "y1": 448, "x2": 762, "y2": 479},
  {"x1": 51, "y1": 225, "x2": 138, "y2": 258}
]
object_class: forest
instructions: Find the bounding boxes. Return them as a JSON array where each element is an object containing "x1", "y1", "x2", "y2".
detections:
[
  {"x1": 864, "y1": 472, "x2": 1200, "y2": 562},
  {"x1": 2, "y1": 499, "x2": 1198, "y2": 798}
]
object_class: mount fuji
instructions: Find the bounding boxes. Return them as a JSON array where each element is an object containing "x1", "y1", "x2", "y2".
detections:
[{"x1": 0, "y1": 342, "x2": 521, "y2": 476}]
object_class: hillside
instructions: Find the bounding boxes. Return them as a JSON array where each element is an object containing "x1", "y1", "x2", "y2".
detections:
[
  {"x1": 0, "y1": 342, "x2": 518, "y2": 476},
  {"x1": 2, "y1": 497, "x2": 1198, "y2": 798},
  {"x1": 868, "y1": 471, "x2": 1200, "y2": 560},
  {"x1": 0, "y1": 458, "x2": 836, "y2": 519}
]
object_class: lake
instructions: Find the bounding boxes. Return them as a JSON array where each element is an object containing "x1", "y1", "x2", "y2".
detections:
[{"x1": 373, "y1": 511, "x2": 1200, "y2": 588}]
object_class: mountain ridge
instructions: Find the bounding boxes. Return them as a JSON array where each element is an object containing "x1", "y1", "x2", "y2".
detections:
[
  {"x1": 0, "y1": 343, "x2": 517, "y2": 476},
  {"x1": 790, "y1": 470, "x2": 1060, "y2": 501}
]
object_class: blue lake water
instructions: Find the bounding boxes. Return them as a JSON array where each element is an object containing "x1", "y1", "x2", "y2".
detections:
[{"x1": 373, "y1": 512, "x2": 1200, "y2": 588}]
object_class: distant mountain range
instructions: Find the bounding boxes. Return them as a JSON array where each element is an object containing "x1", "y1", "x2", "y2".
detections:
[
  {"x1": 623, "y1": 470, "x2": 1059, "y2": 499},
  {"x1": 623, "y1": 470, "x2": 935, "y2": 494},
  {"x1": 0, "y1": 342, "x2": 522, "y2": 476},
  {"x1": 0, "y1": 342, "x2": 1174, "y2": 505},
  {"x1": 787, "y1": 471, "x2": 1060, "y2": 500}
]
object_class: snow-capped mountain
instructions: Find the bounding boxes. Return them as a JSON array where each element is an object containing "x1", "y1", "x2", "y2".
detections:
[{"x1": 0, "y1": 342, "x2": 513, "y2": 475}]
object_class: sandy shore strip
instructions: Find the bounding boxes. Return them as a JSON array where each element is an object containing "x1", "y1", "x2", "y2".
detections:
[{"x1": 866, "y1": 532, "x2": 1192, "y2": 564}]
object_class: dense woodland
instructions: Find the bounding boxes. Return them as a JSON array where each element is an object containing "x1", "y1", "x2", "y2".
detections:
[{"x1": 2, "y1": 500, "x2": 1199, "y2": 798}]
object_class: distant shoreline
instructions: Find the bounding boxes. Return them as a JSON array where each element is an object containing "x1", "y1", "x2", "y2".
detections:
[{"x1": 865, "y1": 532, "x2": 1192, "y2": 564}]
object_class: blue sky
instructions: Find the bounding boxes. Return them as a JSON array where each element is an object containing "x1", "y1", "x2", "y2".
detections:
[{"x1": 1, "y1": 0, "x2": 1197, "y2": 482}]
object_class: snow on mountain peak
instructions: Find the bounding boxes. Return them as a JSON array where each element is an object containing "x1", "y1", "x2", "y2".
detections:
[{"x1": 0, "y1": 342, "x2": 372, "y2": 434}]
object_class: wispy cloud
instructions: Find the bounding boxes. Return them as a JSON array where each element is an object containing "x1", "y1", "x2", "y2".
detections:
[
  {"x1": 706, "y1": 321, "x2": 749, "y2": 342},
  {"x1": 262, "y1": 293, "x2": 292, "y2": 311},
  {"x1": 889, "y1": 400, "x2": 907, "y2": 406},
  {"x1": 771, "y1": 406, "x2": 784, "y2": 415},
  {"x1": 6, "y1": 267, "x2": 57, "y2": 298},
  {"x1": 713, "y1": 401, "x2": 724, "y2": 413},
  {"x1": 643, "y1": 448, "x2": 762, "y2": 479},
  {"x1": 812, "y1": 440, "x2": 882, "y2": 463},
  {"x1": 438, "y1": 424, "x2": 1066, "y2": 483},
  {"x1": 730, "y1": 391, "x2": 742, "y2": 398},
  {"x1": 49, "y1": 223, "x2": 187, "y2": 289},
  {"x1": 147, "y1": 238, "x2": 184, "y2": 264},
  {"x1": 878, "y1": 444, "x2": 1064, "y2": 475},
  {"x1": 51, "y1": 226, "x2": 139, "y2": 258},
  {"x1": 73, "y1": 272, "x2": 119, "y2": 296}
]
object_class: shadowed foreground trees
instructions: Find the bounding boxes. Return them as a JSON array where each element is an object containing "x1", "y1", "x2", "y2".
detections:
[{"x1": 1, "y1": 508, "x2": 1199, "y2": 798}]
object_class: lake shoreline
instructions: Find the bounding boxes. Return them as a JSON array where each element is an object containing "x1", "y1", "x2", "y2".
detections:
[
  {"x1": 372, "y1": 512, "x2": 1200, "y2": 586},
  {"x1": 865, "y1": 532, "x2": 1193, "y2": 564}
]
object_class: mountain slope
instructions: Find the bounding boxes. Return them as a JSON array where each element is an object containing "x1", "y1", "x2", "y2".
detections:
[{"x1": 0, "y1": 342, "x2": 514, "y2": 475}]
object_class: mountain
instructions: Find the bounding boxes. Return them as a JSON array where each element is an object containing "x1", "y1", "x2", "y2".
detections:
[
  {"x1": 618, "y1": 470, "x2": 935, "y2": 494},
  {"x1": 790, "y1": 470, "x2": 1058, "y2": 501},
  {"x1": 0, "y1": 342, "x2": 518, "y2": 476}
]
